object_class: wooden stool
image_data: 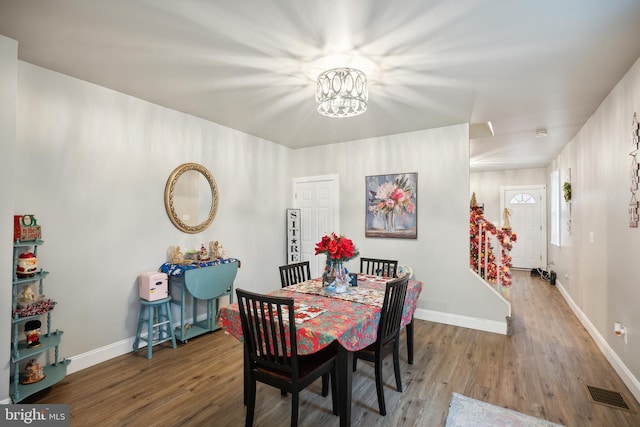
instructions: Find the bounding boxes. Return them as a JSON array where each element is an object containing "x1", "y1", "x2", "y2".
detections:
[{"x1": 133, "y1": 297, "x2": 176, "y2": 359}]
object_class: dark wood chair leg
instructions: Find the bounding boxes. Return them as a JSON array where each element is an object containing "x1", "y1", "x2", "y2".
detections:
[
  {"x1": 291, "y1": 391, "x2": 300, "y2": 427},
  {"x1": 393, "y1": 334, "x2": 402, "y2": 392},
  {"x1": 374, "y1": 354, "x2": 386, "y2": 416},
  {"x1": 246, "y1": 374, "x2": 256, "y2": 427},
  {"x1": 406, "y1": 317, "x2": 414, "y2": 364},
  {"x1": 243, "y1": 345, "x2": 249, "y2": 405}
]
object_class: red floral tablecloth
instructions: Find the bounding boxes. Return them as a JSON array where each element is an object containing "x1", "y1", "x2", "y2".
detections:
[{"x1": 216, "y1": 274, "x2": 422, "y2": 354}]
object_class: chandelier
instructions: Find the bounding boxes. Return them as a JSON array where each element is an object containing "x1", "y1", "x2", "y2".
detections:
[{"x1": 316, "y1": 67, "x2": 368, "y2": 118}]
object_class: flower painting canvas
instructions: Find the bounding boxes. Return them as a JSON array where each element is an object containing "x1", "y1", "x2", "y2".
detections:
[{"x1": 366, "y1": 173, "x2": 417, "y2": 238}]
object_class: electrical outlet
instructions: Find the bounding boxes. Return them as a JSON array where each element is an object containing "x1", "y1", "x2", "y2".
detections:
[{"x1": 614, "y1": 322, "x2": 628, "y2": 344}]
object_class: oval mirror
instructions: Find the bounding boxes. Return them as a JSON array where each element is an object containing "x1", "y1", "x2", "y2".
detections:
[{"x1": 164, "y1": 163, "x2": 219, "y2": 234}]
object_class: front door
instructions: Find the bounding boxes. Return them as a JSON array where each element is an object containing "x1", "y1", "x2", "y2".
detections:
[
  {"x1": 293, "y1": 175, "x2": 339, "y2": 277},
  {"x1": 501, "y1": 185, "x2": 546, "y2": 269}
]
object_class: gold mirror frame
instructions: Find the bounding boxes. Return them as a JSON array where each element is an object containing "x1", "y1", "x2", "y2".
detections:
[{"x1": 164, "y1": 163, "x2": 219, "y2": 234}]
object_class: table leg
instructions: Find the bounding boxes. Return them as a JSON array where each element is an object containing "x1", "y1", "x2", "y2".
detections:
[
  {"x1": 337, "y1": 345, "x2": 353, "y2": 427},
  {"x1": 407, "y1": 317, "x2": 414, "y2": 364}
]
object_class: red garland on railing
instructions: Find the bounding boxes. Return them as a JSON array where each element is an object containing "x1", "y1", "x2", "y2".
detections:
[
  {"x1": 469, "y1": 206, "x2": 498, "y2": 282},
  {"x1": 496, "y1": 228, "x2": 517, "y2": 287},
  {"x1": 469, "y1": 195, "x2": 518, "y2": 287}
]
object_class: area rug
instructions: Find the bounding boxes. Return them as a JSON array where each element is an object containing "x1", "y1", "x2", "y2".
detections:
[{"x1": 445, "y1": 392, "x2": 565, "y2": 427}]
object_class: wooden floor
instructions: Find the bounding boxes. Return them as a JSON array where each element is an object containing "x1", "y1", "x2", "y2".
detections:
[{"x1": 24, "y1": 270, "x2": 640, "y2": 426}]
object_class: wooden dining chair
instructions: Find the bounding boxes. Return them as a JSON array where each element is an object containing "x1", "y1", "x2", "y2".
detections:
[
  {"x1": 352, "y1": 275, "x2": 409, "y2": 416},
  {"x1": 279, "y1": 261, "x2": 311, "y2": 288},
  {"x1": 360, "y1": 257, "x2": 398, "y2": 278},
  {"x1": 236, "y1": 288, "x2": 338, "y2": 427},
  {"x1": 360, "y1": 257, "x2": 414, "y2": 365}
]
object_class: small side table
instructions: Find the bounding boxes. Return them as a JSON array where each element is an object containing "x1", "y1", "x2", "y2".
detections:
[{"x1": 133, "y1": 297, "x2": 176, "y2": 359}]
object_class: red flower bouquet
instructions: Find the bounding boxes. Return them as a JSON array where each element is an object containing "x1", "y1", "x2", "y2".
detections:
[{"x1": 314, "y1": 232, "x2": 359, "y2": 261}]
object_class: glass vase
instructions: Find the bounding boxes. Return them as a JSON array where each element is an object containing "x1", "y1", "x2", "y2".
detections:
[{"x1": 330, "y1": 260, "x2": 348, "y2": 293}]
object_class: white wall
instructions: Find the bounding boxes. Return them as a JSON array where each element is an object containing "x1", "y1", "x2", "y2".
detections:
[
  {"x1": 291, "y1": 127, "x2": 510, "y2": 327},
  {"x1": 471, "y1": 168, "x2": 547, "y2": 224},
  {"x1": 549, "y1": 55, "x2": 640, "y2": 401},
  {"x1": 0, "y1": 34, "x2": 18, "y2": 405}
]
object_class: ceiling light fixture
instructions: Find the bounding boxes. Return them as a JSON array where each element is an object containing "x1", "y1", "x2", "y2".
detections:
[
  {"x1": 316, "y1": 67, "x2": 367, "y2": 118},
  {"x1": 535, "y1": 129, "x2": 548, "y2": 138}
]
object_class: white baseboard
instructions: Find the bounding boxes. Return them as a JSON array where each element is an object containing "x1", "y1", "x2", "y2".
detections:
[
  {"x1": 414, "y1": 308, "x2": 508, "y2": 335},
  {"x1": 67, "y1": 337, "x2": 136, "y2": 375},
  {"x1": 67, "y1": 312, "x2": 210, "y2": 375},
  {"x1": 555, "y1": 279, "x2": 640, "y2": 403}
]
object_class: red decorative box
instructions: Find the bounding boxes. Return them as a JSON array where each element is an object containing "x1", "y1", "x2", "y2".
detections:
[{"x1": 14, "y1": 215, "x2": 41, "y2": 242}]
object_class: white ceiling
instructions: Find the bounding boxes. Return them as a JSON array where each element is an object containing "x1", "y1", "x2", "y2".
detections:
[{"x1": 2, "y1": 0, "x2": 640, "y2": 172}]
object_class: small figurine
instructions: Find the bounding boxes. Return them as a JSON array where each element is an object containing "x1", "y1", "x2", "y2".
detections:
[
  {"x1": 198, "y1": 243, "x2": 209, "y2": 261},
  {"x1": 209, "y1": 241, "x2": 222, "y2": 259},
  {"x1": 24, "y1": 320, "x2": 42, "y2": 348},
  {"x1": 16, "y1": 252, "x2": 38, "y2": 277},
  {"x1": 19, "y1": 285, "x2": 36, "y2": 303},
  {"x1": 169, "y1": 246, "x2": 184, "y2": 264},
  {"x1": 17, "y1": 285, "x2": 43, "y2": 309},
  {"x1": 21, "y1": 358, "x2": 45, "y2": 384}
]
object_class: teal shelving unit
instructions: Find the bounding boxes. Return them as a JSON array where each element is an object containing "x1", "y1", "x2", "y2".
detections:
[{"x1": 11, "y1": 240, "x2": 70, "y2": 402}]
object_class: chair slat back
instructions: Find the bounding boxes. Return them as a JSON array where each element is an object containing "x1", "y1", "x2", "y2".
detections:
[
  {"x1": 360, "y1": 257, "x2": 398, "y2": 278},
  {"x1": 376, "y1": 276, "x2": 409, "y2": 346},
  {"x1": 279, "y1": 261, "x2": 311, "y2": 288},
  {"x1": 236, "y1": 289, "x2": 298, "y2": 377}
]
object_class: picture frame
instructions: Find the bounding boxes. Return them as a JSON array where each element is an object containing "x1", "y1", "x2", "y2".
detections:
[{"x1": 365, "y1": 172, "x2": 417, "y2": 239}]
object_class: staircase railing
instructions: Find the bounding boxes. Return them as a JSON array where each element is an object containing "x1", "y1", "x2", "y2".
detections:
[{"x1": 470, "y1": 204, "x2": 517, "y2": 288}]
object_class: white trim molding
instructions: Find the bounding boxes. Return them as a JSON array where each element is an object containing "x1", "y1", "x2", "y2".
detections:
[
  {"x1": 555, "y1": 279, "x2": 640, "y2": 403},
  {"x1": 414, "y1": 308, "x2": 508, "y2": 335}
]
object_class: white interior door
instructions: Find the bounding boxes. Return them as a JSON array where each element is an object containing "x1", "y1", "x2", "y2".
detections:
[
  {"x1": 501, "y1": 185, "x2": 546, "y2": 269},
  {"x1": 293, "y1": 175, "x2": 339, "y2": 278}
]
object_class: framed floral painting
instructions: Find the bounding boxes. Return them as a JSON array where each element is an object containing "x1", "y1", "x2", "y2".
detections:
[{"x1": 365, "y1": 172, "x2": 417, "y2": 238}]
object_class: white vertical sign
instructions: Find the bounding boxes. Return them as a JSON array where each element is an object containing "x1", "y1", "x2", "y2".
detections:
[{"x1": 286, "y1": 209, "x2": 301, "y2": 263}]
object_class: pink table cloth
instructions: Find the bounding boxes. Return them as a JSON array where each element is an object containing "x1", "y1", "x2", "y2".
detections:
[{"x1": 217, "y1": 274, "x2": 422, "y2": 354}]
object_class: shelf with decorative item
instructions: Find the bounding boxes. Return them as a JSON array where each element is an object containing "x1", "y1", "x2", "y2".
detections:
[
  {"x1": 13, "y1": 270, "x2": 49, "y2": 286},
  {"x1": 11, "y1": 298, "x2": 57, "y2": 319},
  {"x1": 13, "y1": 239, "x2": 44, "y2": 248},
  {"x1": 11, "y1": 358, "x2": 71, "y2": 403},
  {"x1": 11, "y1": 330, "x2": 64, "y2": 362},
  {"x1": 10, "y1": 232, "x2": 69, "y2": 403}
]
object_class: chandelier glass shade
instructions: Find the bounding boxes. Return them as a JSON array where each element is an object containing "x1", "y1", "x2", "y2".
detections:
[{"x1": 316, "y1": 67, "x2": 368, "y2": 118}]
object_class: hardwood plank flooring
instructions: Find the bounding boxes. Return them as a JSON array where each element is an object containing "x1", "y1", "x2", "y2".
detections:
[{"x1": 24, "y1": 271, "x2": 640, "y2": 426}]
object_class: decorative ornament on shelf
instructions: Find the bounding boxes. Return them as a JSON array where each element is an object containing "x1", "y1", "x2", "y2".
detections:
[
  {"x1": 20, "y1": 358, "x2": 45, "y2": 384},
  {"x1": 16, "y1": 252, "x2": 38, "y2": 278},
  {"x1": 563, "y1": 181, "x2": 572, "y2": 202},
  {"x1": 17, "y1": 285, "x2": 45, "y2": 309},
  {"x1": 198, "y1": 243, "x2": 210, "y2": 261},
  {"x1": 209, "y1": 241, "x2": 224, "y2": 259},
  {"x1": 13, "y1": 214, "x2": 42, "y2": 242},
  {"x1": 315, "y1": 233, "x2": 359, "y2": 293},
  {"x1": 24, "y1": 320, "x2": 42, "y2": 348},
  {"x1": 168, "y1": 246, "x2": 186, "y2": 265}
]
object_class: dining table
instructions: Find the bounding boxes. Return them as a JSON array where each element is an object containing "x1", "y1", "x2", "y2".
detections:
[{"x1": 217, "y1": 273, "x2": 423, "y2": 427}]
